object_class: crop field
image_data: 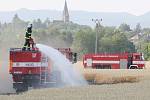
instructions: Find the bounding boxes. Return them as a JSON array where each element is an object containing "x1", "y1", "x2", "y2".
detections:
[{"x1": 0, "y1": 61, "x2": 150, "y2": 100}]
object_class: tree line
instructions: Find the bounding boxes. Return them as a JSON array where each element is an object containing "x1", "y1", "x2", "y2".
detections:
[{"x1": 0, "y1": 14, "x2": 150, "y2": 60}]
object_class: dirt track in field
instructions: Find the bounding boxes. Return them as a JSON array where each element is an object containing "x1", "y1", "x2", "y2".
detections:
[{"x1": 0, "y1": 61, "x2": 150, "y2": 100}]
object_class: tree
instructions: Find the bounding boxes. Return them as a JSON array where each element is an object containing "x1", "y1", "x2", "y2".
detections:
[
  {"x1": 99, "y1": 29, "x2": 136, "y2": 53},
  {"x1": 44, "y1": 18, "x2": 51, "y2": 27},
  {"x1": 72, "y1": 28, "x2": 95, "y2": 58},
  {"x1": 119, "y1": 23, "x2": 131, "y2": 32},
  {"x1": 33, "y1": 18, "x2": 47, "y2": 29},
  {"x1": 12, "y1": 14, "x2": 27, "y2": 32},
  {"x1": 112, "y1": 30, "x2": 135, "y2": 52},
  {"x1": 60, "y1": 31, "x2": 73, "y2": 46},
  {"x1": 134, "y1": 23, "x2": 142, "y2": 33}
]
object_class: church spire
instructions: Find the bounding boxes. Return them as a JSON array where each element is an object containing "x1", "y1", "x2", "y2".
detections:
[{"x1": 63, "y1": 0, "x2": 69, "y2": 23}]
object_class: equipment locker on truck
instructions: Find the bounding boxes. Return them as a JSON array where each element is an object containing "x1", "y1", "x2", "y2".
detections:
[{"x1": 83, "y1": 53, "x2": 145, "y2": 69}]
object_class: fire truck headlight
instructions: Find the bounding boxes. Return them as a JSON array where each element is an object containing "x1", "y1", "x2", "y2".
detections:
[{"x1": 87, "y1": 59, "x2": 92, "y2": 67}]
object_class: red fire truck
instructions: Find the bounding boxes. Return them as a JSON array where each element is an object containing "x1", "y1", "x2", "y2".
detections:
[
  {"x1": 9, "y1": 47, "x2": 77, "y2": 92},
  {"x1": 83, "y1": 53, "x2": 145, "y2": 69}
]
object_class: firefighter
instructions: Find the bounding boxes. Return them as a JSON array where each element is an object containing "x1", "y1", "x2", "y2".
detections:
[
  {"x1": 29, "y1": 37, "x2": 36, "y2": 50},
  {"x1": 22, "y1": 23, "x2": 32, "y2": 51}
]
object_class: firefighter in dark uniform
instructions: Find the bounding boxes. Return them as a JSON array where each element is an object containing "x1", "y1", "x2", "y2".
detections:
[{"x1": 22, "y1": 24, "x2": 32, "y2": 51}]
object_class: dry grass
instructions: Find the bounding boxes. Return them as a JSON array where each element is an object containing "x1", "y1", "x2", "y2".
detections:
[
  {"x1": 94, "y1": 75, "x2": 139, "y2": 84},
  {"x1": 0, "y1": 61, "x2": 150, "y2": 100},
  {"x1": 84, "y1": 73, "x2": 140, "y2": 84},
  {"x1": 75, "y1": 61, "x2": 150, "y2": 85},
  {"x1": 1, "y1": 80, "x2": 150, "y2": 100}
]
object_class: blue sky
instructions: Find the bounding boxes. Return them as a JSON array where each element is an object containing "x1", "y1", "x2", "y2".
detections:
[{"x1": 0, "y1": 0, "x2": 150, "y2": 15}]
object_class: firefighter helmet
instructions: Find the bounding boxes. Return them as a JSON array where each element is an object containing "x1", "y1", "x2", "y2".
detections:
[{"x1": 27, "y1": 23, "x2": 32, "y2": 28}]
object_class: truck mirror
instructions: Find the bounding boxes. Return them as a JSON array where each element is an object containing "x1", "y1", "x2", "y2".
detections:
[{"x1": 73, "y1": 53, "x2": 77, "y2": 63}]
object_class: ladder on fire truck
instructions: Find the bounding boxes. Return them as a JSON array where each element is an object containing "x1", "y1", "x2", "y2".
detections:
[
  {"x1": 40, "y1": 66, "x2": 47, "y2": 85},
  {"x1": 39, "y1": 57, "x2": 58, "y2": 86},
  {"x1": 40, "y1": 56, "x2": 48, "y2": 85}
]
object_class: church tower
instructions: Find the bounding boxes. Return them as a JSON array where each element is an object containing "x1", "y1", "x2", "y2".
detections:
[{"x1": 63, "y1": 0, "x2": 69, "y2": 23}]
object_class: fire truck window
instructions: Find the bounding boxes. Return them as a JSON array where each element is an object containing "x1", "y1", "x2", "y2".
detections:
[{"x1": 135, "y1": 55, "x2": 140, "y2": 60}]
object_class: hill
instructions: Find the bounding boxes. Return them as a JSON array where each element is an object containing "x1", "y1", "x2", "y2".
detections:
[{"x1": 0, "y1": 8, "x2": 150, "y2": 27}]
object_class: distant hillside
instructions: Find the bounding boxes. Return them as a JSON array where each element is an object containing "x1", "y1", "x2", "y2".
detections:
[{"x1": 0, "y1": 8, "x2": 150, "y2": 28}]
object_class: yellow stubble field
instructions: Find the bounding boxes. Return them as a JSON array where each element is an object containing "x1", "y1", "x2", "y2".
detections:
[{"x1": 0, "y1": 61, "x2": 150, "y2": 100}]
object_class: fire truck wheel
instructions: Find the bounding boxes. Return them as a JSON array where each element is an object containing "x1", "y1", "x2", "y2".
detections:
[
  {"x1": 129, "y1": 65, "x2": 138, "y2": 69},
  {"x1": 16, "y1": 89, "x2": 23, "y2": 93},
  {"x1": 16, "y1": 87, "x2": 27, "y2": 93}
]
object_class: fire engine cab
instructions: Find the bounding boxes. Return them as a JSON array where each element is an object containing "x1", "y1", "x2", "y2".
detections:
[
  {"x1": 9, "y1": 47, "x2": 77, "y2": 92},
  {"x1": 83, "y1": 53, "x2": 145, "y2": 69}
]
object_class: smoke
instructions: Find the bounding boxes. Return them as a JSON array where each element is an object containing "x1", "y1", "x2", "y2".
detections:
[
  {"x1": 0, "y1": 49, "x2": 15, "y2": 94},
  {"x1": 36, "y1": 44, "x2": 87, "y2": 87}
]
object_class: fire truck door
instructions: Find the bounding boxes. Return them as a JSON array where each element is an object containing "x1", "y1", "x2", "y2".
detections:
[{"x1": 120, "y1": 59, "x2": 127, "y2": 69}]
